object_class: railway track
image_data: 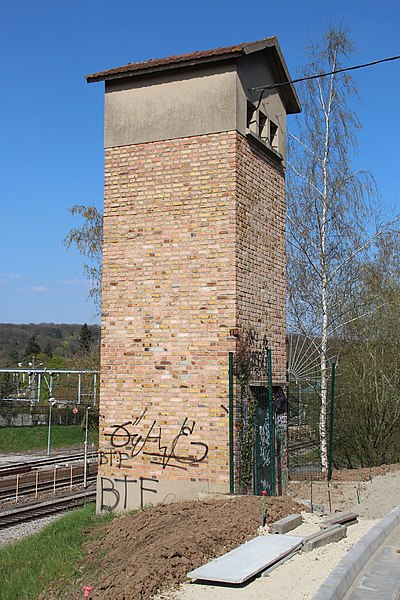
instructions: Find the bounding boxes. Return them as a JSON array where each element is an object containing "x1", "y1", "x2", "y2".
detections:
[
  {"x1": 0, "y1": 490, "x2": 96, "y2": 529},
  {"x1": 0, "y1": 450, "x2": 97, "y2": 477}
]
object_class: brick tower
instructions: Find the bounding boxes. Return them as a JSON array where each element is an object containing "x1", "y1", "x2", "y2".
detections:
[{"x1": 87, "y1": 38, "x2": 300, "y2": 512}]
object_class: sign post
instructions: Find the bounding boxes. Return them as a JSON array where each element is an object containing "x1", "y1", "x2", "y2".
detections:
[{"x1": 47, "y1": 398, "x2": 57, "y2": 456}]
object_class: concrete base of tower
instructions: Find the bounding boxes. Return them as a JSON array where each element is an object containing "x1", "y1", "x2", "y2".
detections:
[{"x1": 96, "y1": 474, "x2": 230, "y2": 513}]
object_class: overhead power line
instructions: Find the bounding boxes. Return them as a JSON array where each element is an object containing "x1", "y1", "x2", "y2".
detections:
[{"x1": 250, "y1": 54, "x2": 400, "y2": 93}]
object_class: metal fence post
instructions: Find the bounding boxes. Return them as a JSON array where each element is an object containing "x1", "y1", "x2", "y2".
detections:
[
  {"x1": 267, "y1": 348, "x2": 276, "y2": 496},
  {"x1": 229, "y1": 352, "x2": 234, "y2": 494},
  {"x1": 93, "y1": 372, "x2": 97, "y2": 406}
]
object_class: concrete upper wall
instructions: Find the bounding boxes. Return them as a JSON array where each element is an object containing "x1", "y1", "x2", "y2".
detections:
[
  {"x1": 105, "y1": 63, "x2": 237, "y2": 148},
  {"x1": 104, "y1": 54, "x2": 288, "y2": 160},
  {"x1": 237, "y1": 53, "x2": 287, "y2": 159}
]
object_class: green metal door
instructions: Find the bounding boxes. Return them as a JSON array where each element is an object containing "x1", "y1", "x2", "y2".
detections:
[{"x1": 253, "y1": 386, "x2": 274, "y2": 495}]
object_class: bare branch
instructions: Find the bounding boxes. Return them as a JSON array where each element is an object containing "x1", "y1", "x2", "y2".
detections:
[
  {"x1": 287, "y1": 161, "x2": 325, "y2": 198},
  {"x1": 327, "y1": 214, "x2": 400, "y2": 283}
]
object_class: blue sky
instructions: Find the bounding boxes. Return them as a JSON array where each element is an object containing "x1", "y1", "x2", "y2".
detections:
[{"x1": 1, "y1": 0, "x2": 399, "y2": 324}]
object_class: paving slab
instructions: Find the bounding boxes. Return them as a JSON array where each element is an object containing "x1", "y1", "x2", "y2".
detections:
[{"x1": 187, "y1": 534, "x2": 303, "y2": 585}]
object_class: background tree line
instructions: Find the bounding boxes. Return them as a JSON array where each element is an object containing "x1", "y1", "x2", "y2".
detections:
[
  {"x1": 0, "y1": 323, "x2": 100, "y2": 369},
  {"x1": 0, "y1": 322, "x2": 100, "y2": 405}
]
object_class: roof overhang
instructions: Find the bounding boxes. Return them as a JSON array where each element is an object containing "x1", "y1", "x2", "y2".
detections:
[{"x1": 86, "y1": 37, "x2": 301, "y2": 115}]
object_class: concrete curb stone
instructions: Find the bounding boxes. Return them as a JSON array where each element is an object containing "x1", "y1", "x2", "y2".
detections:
[
  {"x1": 303, "y1": 524, "x2": 347, "y2": 552},
  {"x1": 270, "y1": 513, "x2": 303, "y2": 534},
  {"x1": 312, "y1": 505, "x2": 400, "y2": 600}
]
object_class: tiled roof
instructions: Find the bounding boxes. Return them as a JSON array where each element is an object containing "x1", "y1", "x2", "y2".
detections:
[{"x1": 86, "y1": 38, "x2": 277, "y2": 82}]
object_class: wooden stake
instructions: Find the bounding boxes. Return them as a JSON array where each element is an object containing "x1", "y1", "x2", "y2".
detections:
[
  {"x1": 35, "y1": 470, "x2": 39, "y2": 499},
  {"x1": 15, "y1": 474, "x2": 19, "y2": 503},
  {"x1": 310, "y1": 475, "x2": 313, "y2": 513},
  {"x1": 53, "y1": 467, "x2": 56, "y2": 495},
  {"x1": 70, "y1": 464, "x2": 73, "y2": 491}
]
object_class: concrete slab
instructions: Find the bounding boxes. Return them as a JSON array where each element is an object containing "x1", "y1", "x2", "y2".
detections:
[
  {"x1": 187, "y1": 534, "x2": 303, "y2": 585},
  {"x1": 270, "y1": 513, "x2": 303, "y2": 534}
]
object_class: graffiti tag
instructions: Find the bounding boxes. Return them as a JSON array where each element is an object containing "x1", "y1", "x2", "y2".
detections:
[
  {"x1": 259, "y1": 420, "x2": 271, "y2": 466},
  {"x1": 104, "y1": 415, "x2": 208, "y2": 470}
]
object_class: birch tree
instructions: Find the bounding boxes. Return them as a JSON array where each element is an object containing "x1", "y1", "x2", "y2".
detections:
[{"x1": 287, "y1": 26, "x2": 399, "y2": 470}]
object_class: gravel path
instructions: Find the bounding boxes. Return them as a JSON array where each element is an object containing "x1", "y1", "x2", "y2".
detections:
[{"x1": 0, "y1": 513, "x2": 64, "y2": 547}]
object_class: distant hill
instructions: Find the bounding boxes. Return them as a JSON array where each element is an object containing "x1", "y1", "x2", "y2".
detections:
[{"x1": 0, "y1": 323, "x2": 100, "y2": 367}]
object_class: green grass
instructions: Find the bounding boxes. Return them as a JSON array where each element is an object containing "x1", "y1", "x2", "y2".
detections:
[
  {"x1": 0, "y1": 425, "x2": 97, "y2": 453},
  {"x1": 0, "y1": 503, "x2": 115, "y2": 600}
]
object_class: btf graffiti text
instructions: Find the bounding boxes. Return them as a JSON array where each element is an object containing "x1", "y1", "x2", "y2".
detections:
[{"x1": 100, "y1": 475, "x2": 158, "y2": 511}]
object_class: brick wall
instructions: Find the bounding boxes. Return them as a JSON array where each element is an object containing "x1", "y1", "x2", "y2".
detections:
[
  {"x1": 236, "y1": 134, "x2": 286, "y2": 383},
  {"x1": 98, "y1": 130, "x2": 286, "y2": 509},
  {"x1": 100, "y1": 132, "x2": 237, "y2": 488}
]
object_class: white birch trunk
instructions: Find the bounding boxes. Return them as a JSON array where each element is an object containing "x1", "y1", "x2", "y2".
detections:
[
  {"x1": 318, "y1": 63, "x2": 336, "y2": 472},
  {"x1": 320, "y1": 291, "x2": 329, "y2": 471}
]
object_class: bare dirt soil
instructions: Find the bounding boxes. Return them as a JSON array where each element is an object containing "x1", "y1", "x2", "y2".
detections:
[
  {"x1": 60, "y1": 495, "x2": 302, "y2": 600},
  {"x1": 331, "y1": 463, "x2": 400, "y2": 481}
]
